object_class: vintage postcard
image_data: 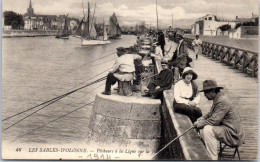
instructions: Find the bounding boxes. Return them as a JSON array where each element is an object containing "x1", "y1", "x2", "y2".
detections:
[{"x1": 2, "y1": 0, "x2": 258, "y2": 160}]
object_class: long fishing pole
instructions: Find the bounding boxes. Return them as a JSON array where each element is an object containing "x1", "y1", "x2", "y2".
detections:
[
  {"x1": 2, "y1": 76, "x2": 107, "y2": 122},
  {"x1": 10, "y1": 101, "x2": 95, "y2": 143},
  {"x1": 151, "y1": 126, "x2": 195, "y2": 159},
  {"x1": 3, "y1": 77, "x2": 106, "y2": 131},
  {"x1": 141, "y1": 73, "x2": 159, "y2": 81}
]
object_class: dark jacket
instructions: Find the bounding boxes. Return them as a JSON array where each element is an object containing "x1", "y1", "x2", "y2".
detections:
[
  {"x1": 158, "y1": 33, "x2": 165, "y2": 46},
  {"x1": 196, "y1": 92, "x2": 245, "y2": 147},
  {"x1": 169, "y1": 39, "x2": 192, "y2": 69}
]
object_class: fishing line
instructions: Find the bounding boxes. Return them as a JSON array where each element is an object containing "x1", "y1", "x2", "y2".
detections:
[
  {"x1": 65, "y1": 68, "x2": 110, "y2": 92},
  {"x1": 10, "y1": 101, "x2": 95, "y2": 143},
  {"x1": 3, "y1": 77, "x2": 106, "y2": 131},
  {"x1": 10, "y1": 82, "x2": 105, "y2": 142},
  {"x1": 2, "y1": 76, "x2": 107, "y2": 122},
  {"x1": 64, "y1": 51, "x2": 116, "y2": 74}
]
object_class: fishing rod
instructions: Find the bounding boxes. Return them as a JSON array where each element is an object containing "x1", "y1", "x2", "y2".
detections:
[
  {"x1": 65, "y1": 51, "x2": 116, "y2": 74},
  {"x1": 2, "y1": 75, "x2": 107, "y2": 122},
  {"x1": 151, "y1": 126, "x2": 195, "y2": 159},
  {"x1": 141, "y1": 73, "x2": 159, "y2": 81},
  {"x1": 3, "y1": 77, "x2": 107, "y2": 131},
  {"x1": 10, "y1": 101, "x2": 95, "y2": 143}
]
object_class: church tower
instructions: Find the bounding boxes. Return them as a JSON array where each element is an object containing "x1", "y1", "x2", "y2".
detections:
[{"x1": 27, "y1": 0, "x2": 34, "y2": 15}]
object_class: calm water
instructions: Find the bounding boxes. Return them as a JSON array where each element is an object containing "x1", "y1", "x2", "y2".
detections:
[{"x1": 2, "y1": 35, "x2": 137, "y2": 144}]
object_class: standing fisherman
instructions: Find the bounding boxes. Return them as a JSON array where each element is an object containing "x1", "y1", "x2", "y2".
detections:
[
  {"x1": 192, "y1": 34, "x2": 202, "y2": 60},
  {"x1": 168, "y1": 29, "x2": 192, "y2": 83},
  {"x1": 158, "y1": 30, "x2": 166, "y2": 56}
]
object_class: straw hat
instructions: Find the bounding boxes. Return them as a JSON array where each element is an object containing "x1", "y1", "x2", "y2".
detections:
[
  {"x1": 182, "y1": 67, "x2": 198, "y2": 80},
  {"x1": 199, "y1": 80, "x2": 224, "y2": 92}
]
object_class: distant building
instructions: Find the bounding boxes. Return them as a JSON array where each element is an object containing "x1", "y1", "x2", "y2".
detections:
[
  {"x1": 191, "y1": 14, "x2": 257, "y2": 36},
  {"x1": 23, "y1": 0, "x2": 78, "y2": 30}
]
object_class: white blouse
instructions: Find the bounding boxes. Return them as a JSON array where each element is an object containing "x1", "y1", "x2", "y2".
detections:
[{"x1": 174, "y1": 80, "x2": 200, "y2": 107}]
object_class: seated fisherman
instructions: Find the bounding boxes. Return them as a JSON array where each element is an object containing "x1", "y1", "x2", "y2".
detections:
[
  {"x1": 142, "y1": 64, "x2": 173, "y2": 101},
  {"x1": 102, "y1": 47, "x2": 142, "y2": 95},
  {"x1": 173, "y1": 67, "x2": 202, "y2": 123},
  {"x1": 194, "y1": 80, "x2": 245, "y2": 160}
]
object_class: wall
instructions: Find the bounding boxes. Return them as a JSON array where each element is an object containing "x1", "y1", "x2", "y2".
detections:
[
  {"x1": 241, "y1": 26, "x2": 258, "y2": 36},
  {"x1": 2, "y1": 30, "x2": 58, "y2": 37},
  {"x1": 153, "y1": 59, "x2": 211, "y2": 160}
]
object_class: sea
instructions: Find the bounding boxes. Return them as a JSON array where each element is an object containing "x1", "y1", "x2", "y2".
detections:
[{"x1": 2, "y1": 35, "x2": 137, "y2": 144}]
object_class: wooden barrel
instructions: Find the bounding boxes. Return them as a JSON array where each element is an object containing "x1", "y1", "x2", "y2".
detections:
[{"x1": 87, "y1": 92, "x2": 161, "y2": 155}]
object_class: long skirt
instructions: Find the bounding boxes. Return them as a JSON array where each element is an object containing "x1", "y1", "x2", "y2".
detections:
[{"x1": 173, "y1": 102, "x2": 202, "y2": 123}]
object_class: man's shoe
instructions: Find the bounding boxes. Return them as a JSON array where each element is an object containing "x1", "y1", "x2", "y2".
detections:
[{"x1": 102, "y1": 91, "x2": 111, "y2": 95}]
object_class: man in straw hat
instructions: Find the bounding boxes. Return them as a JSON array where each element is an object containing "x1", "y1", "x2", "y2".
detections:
[
  {"x1": 102, "y1": 47, "x2": 142, "y2": 95},
  {"x1": 193, "y1": 80, "x2": 245, "y2": 160},
  {"x1": 168, "y1": 29, "x2": 192, "y2": 82},
  {"x1": 173, "y1": 67, "x2": 202, "y2": 123}
]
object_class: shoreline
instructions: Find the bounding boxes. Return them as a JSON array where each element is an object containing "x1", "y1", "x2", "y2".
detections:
[{"x1": 2, "y1": 30, "x2": 58, "y2": 38}]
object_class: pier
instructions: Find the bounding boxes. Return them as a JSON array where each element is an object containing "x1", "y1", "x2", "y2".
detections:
[{"x1": 159, "y1": 37, "x2": 258, "y2": 160}]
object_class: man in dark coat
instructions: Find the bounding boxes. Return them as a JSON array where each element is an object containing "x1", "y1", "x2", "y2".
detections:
[
  {"x1": 193, "y1": 80, "x2": 245, "y2": 160},
  {"x1": 158, "y1": 31, "x2": 166, "y2": 56},
  {"x1": 168, "y1": 29, "x2": 192, "y2": 82},
  {"x1": 142, "y1": 65, "x2": 173, "y2": 101}
]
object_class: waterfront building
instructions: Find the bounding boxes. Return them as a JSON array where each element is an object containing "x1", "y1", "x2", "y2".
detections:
[
  {"x1": 191, "y1": 14, "x2": 257, "y2": 36},
  {"x1": 23, "y1": 0, "x2": 79, "y2": 31}
]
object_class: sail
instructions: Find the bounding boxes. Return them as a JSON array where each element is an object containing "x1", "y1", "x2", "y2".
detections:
[
  {"x1": 108, "y1": 13, "x2": 121, "y2": 38},
  {"x1": 116, "y1": 24, "x2": 121, "y2": 35},
  {"x1": 89, "y1": 17, "x2": 97, "y2": 39},
  {"x1": 62, "y1": 14, "x2": 69, "y2": 35},
  {"x1": 82, "y1": 2, "x2": 97, "y2": 39},
  {"x1": 76, "y1": 17, "x2": 84, "y2": 36}
]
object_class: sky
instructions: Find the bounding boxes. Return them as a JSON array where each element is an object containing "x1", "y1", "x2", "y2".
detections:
[{"x1": 2, "y1": 0, "x2": 259, "y2": 28}]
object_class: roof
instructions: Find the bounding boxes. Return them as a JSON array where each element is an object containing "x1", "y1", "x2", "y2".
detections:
[{"x1": 24, "y1": 12, "x2": 37, "y2": 17}]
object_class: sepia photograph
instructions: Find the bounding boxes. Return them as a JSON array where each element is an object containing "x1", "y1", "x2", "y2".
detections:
[{"x1": 1, "y1": 0, "x2": 258, "y2": 160}]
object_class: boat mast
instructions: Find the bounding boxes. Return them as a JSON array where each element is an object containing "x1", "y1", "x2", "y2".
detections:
[
  {"x1": 172, "y1": 12, "x2": 173, "y2": 28},
  {"x1": 87, "y1": 2, "x2": 90, "y2": 38},
  {"x1": 82, "y1": 0, "x2": 85, "y2": 16},
  {"x1": 156, "y1": 0, "x2": 159, "y2": 31},
  {"x1": 103, "y1": 18, "x2": 105, "y2": 41},
  {"x1": 89, "y1": 2, "x2": 96, "y2": 38}
]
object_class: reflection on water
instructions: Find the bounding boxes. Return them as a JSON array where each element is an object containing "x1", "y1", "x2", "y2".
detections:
[{"x1": 2, "y1": 35, "x2": 137, "y2": 144}]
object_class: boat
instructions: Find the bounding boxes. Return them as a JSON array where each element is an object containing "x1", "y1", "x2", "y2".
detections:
[
  {"x1": 108, "y1": 13, "x2": 121, "y2": 39},
  {"x1": 55, "y1": 14, "x2": 69, "y2": 39},
  {"x1": 82, "y1": 2, "x2": 111, "y2": 46}
]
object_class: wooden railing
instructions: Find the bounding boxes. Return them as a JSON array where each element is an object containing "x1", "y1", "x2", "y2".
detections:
[{"x1": 184, "y1": 38, "x2": 258, "y2": 77}]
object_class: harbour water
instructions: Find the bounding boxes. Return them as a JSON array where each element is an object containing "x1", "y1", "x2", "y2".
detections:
[{"x1": 2, "y1": 35, "x2": 137, "y2": 144}]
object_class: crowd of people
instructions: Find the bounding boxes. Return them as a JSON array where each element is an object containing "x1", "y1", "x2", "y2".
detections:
[{"x1": 101, "y1": 30, "x2": 245, "y2": 160}]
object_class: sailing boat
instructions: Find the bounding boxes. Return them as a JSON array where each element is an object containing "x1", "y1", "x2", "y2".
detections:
[
  {"x1": 82, "y1": 2, "x2": 111, "y2": 45},
  {"x1": 108, "y1": 13, "x2": 121, "y2": 39},
  {"x1": 55, "y1": 14, "x2": 69, "y2": 39}
]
